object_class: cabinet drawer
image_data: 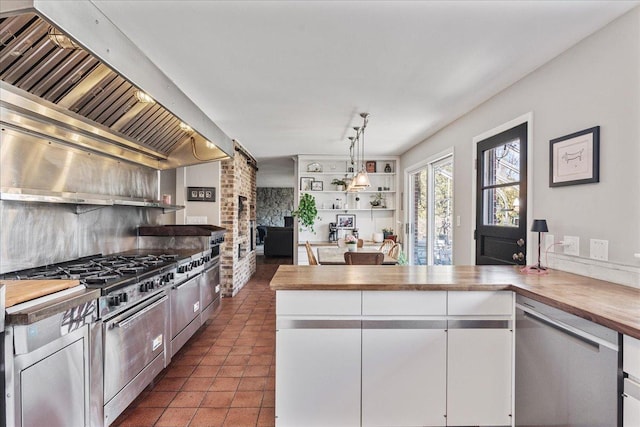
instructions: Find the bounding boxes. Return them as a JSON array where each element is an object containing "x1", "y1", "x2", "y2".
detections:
[
  {"x1": 448, "y1": 291, "x2": 513, "y2": 315},
  {"x1": 624, "y1": 335, "x2": 640, "y2": 379},
  {"x1": 276, "y1": 290, "x2": 361, "y2": 315},
  {"x1": 363, "y1": 291, "x2": 446, "y2": 315}
]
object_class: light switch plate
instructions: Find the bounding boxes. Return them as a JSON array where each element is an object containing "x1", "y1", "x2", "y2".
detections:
[
  {"x1": 545, "y1": 234, "x2": 555, "y2": 253},
  {"x1": 563, "y1": 236, "x2": 580, "y2": 256},
  {"x1": 590, "y1": 239, "x2": 608, "y2": 261}
]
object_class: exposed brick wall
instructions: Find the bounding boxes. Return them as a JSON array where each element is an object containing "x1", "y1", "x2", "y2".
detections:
[{"x1": 220, "y1": 141, "x2": 257, "y2": 296}]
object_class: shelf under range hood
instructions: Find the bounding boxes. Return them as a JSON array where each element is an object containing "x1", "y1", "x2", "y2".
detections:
[{"x1": 0, "y1": 6, "x2": 233, "y2": 169}]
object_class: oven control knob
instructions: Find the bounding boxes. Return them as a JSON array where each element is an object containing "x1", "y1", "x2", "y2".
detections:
[
  {"x1": 109, "y1": 296, "x2": 120, "y2": 306},
  {"x1": 148, "y1": 281, "x2": 155, "y2": 290},
  {"x1": 120, "y1": 292, "x2": 128, "y2": 303},
  {"x1": 139, "y1": 283, "x2": 147, "y2": 292}
]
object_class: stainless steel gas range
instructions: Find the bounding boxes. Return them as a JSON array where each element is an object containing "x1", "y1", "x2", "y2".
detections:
[{"x1": 2, "y1": 247, "x2": 221, "y2": 427}]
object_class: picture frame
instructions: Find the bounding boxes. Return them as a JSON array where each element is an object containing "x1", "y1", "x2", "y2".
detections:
[
  {"x1": 311, "y1": 181, "x2": 323, "y2": 191},
  {"x1": 336, "y1": 214, "x2": 356, "y2": 229},
  {"x1": 549, "y1": 126, "x2": 600, "y2": 187},
  {"x1": 187, "y1": 186, "x2": 216, "y2": 202},
  {"x1": 300, "y1": 177, "x2": 314, "y2": 191},
  {"x1": 365, "y1": 161, "x2": 377, "y2": 173}
]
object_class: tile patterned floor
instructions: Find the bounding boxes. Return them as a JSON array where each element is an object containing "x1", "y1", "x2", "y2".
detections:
[{"x1": 112, "y1": 257, "x2": 289, "y2": 427}]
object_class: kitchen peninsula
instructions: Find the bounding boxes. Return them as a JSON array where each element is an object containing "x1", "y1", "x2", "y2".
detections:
[{"x1": 270, "y1": 265, "x2": 640, "y2": 427}]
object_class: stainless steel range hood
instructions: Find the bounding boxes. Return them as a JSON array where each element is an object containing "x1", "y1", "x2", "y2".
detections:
[{"x1": 0, "y1": 1, "x2": 234, "y2": 170}]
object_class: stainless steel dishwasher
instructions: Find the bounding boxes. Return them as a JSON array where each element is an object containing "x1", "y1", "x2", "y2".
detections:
[{"x1": 515, "y1": 295, "x2": 620, "y2": 427}]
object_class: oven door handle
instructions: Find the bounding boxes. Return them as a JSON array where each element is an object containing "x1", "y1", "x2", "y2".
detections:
[{"x1": 113, "y1": 295, "x2": 168, "y2": 329}]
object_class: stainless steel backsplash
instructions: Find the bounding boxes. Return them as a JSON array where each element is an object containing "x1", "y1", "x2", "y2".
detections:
[{"x1": 0, "y1": 127, "x2": 164, "y2": 273}]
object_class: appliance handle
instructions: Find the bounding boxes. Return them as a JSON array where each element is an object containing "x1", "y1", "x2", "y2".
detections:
[
  {"x1": 113, "y1": 295, "x2": 168, "y2": 329},
  {"x1": 522, "y1": 309, "x2": 601, "y2": 350},
  {"x1": 172, "y1": 276, "x2": 198, "y2": 290}
]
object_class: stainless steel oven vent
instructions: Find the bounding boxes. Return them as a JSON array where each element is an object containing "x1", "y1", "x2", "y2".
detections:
[{"x1": 0, "y1": 11, "x2": 232, "y2": 169}]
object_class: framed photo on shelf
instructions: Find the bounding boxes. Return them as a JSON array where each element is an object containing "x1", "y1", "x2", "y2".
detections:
[
  {"x1": 366, "y1": 161, "x2": 377, "y2": 173},
  {"x1": 311, "y1": 181, "x2": 323, "y2": 191},
  {"x1": 300, "y1": 177, "x2": 314, "y2": 191},
  {"x1": 549, "y1": 126, "x2": 600, "y2": 187},
  {"x1": 336, "y1": 214, "x2": 356, "y2": 229}
]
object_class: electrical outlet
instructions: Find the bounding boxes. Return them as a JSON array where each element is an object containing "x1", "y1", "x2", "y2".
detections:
[
  {"x1": 544, "y1": 234, "x2": 555, "y2": 252},
  {"x1": 590, "y1": 239, "x2": 609, "y2": 261},
  {"x1": 563, "y1": 236, "x2": 580, "y2": 256}
]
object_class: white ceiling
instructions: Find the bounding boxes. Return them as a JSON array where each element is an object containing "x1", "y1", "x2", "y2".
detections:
[{"x1": 92, "y1": 0, "x2": 637, "y2": 166}]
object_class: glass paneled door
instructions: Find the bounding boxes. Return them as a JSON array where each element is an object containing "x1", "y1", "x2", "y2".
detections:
[{"x1": 408, "y1": 154, "x2": 453, "y2": 265}]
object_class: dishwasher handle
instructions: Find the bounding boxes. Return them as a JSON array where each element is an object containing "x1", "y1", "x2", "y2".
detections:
[{"x1": 522, "y1": 310, "x2": 601, "y2": 350}]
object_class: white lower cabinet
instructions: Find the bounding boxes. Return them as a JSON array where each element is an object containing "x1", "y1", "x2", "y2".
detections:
[
  {"x1": 276, "y1": 325, "x2": 361, "y2": 427},
  {"x1": 447, "y1": 328, "x2": 513, "y2": 426},
  {"x1": 362, "y1": 326, "x2": 447, "y2": 426}
]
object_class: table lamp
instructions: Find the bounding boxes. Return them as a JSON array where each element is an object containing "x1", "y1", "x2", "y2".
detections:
[{"x1": 531, "y1": 219, "x2": 549, "y2": 270}]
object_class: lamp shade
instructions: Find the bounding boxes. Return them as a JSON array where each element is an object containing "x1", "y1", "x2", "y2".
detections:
[{"x1": 530, "y1": 219, "x2": 549, "y2": 233}]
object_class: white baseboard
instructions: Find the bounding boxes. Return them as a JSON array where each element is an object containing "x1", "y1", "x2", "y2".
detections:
[{"x1": 546, "y1": 253, "x2": 640, "y2": 289}]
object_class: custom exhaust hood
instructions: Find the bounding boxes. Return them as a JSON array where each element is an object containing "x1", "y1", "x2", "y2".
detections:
[{"x1": 0, "y1": 1, "x2": 234, "y2": 170}]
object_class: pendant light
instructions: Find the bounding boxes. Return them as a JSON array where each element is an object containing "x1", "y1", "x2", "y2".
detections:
[{"x1": 352, "y1": 113, "x2": 371, "y2": 189}]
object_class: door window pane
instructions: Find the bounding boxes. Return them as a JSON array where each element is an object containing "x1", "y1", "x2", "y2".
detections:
[
  {"x1": 411, "y1": 170, "x2": 427, "y2": 265},
  {"x1": 483, "y1": 140, "x2": 520, "y2": 186},
  {"x1": 432, "y1": 158, "x2": 453, "y2": 265},
  {"x1": 483, "y1": 185, "x2": 520, "y2": 227}
]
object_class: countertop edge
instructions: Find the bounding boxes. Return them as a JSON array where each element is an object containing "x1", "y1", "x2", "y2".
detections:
[{"x1": 6, "y1": 288, "x2": 101, "y2": 326}]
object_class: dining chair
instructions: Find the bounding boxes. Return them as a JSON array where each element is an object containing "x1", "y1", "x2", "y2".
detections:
[
  {"x1": 305, "y1": 241, "x2": 318, "y2": 265},
  {"x1": 344, "y1": 251, "x2": 384, "y2": 265},
  {"x1": 389, "y1": 243, "x2": 400, "y2": 260},
  {"x1": 337, "y1": 238, "x2": 346, "y2": 248},
  {"x1": 378, "y1": 239, "x2": 395, "y2": 255}
]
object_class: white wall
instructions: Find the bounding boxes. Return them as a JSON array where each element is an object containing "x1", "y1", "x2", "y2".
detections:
[
  {"x1": 401, "y1": 7, "x2": 640, "y2": 270},
  {"x1": 257, "y1": 157, "x2": 296, "y2": 188},
  {"x1": 175, "y1": 162, "x2": 221, "y2": 225}
]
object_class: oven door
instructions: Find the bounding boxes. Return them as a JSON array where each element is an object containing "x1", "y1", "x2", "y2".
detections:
[
  {"x1": 103, "y1": 293, "x2": 168, "y2": 405},
  {"x1": 200, "y1": 262, "x2": 220, "y2": 323},
  {"x1": 170, "y1": 275, "x2": 201, "y2": 357}
]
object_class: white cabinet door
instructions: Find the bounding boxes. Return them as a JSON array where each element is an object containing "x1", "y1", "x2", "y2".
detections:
[
  {"x1": 447, "y1": 328, "x2": 512, "y2": 426},
  {"x1": 362, "y1": 325, "x2": 447, "y2": 426},
  {"x1": 276, "y1": 327, "x2": 361, "y2": 427},
  {"x1": 624, "y1": 379, "x2": 640, "y2": 427}
]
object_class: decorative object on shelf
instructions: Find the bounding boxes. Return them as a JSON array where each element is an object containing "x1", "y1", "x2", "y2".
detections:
[
  {"x1": 311, "y1": 181, "x2": 323, "y2": 191},
  {"x1": 382, "y1": 228, "x2": 396, "y2": 241},
  {"x1": 530, "y1": 219, "x2": 548, "y2": 271},
  {"x1": 292, "y1": 193, "x2": 319, "y2": 233},
  {"x1": 336, "y1": 214, "x2": 355, "y2": 229},
  {"x1": 331, "y1": 179, "x2": 347, "y2": 191},
  {"x1": 384, "y1": 163, "x2": 392, "y2": 173},
  {"x1": 354, "y1": 195, "x2": 360, "y2": 209},
  {"x1": 345, "y1": 234, "x2": 358, "y2": 251},
  {"x1": 372, "y1": 232, "x2": 384, "y2": 243},
  {"x1": 366, "y1": 161, "x2": 376, "y2": 173},
  {"x1": 300, "y1": 177, "x2": 314, "y2": 191},
  {"x1": 307, "y1": 162, "x2": 323, "y2": 172},
  {"x1": 549, "y1": 126, "x2": 599, "y2": 187},
  {"x1": 370, "y1": 192, "x2": 385, "y2": 208}
]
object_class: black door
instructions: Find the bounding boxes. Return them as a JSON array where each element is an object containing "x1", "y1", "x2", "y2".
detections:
[{"x1": 475, "y1": 123, "x2": 527, "y2": 265}]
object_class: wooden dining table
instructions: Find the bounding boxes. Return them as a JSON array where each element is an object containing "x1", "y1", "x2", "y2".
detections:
[{"x1": 316, "y1": 247, "x2": 398, "y2": 265}]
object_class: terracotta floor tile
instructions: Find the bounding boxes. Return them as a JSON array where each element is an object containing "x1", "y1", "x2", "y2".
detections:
[
  {"x1": 234, "y1": 338, "x2": 258, "y2": 347},
  {"x1": 191, "y1": 365, "x2": 221, "y2": 377},
  {"x1": 229, "y1": 346, "x2": 253, "y2": 355},
  {"x1": 218, "y1": 365, "x2": 245, "y2": 377},
  {"x1": 215, "y1": 338, "x2": 237, "y2": 347},
  {"x1": 155, "y1": 407, "x2": 197, "y2": 427},
  {"x1": 262, "y1": 391, "x2": 275, "y2": 408},
  {"x1": 173, "y1": 355, "x2": 205, "y2": 366},
  {"x1": 154, "y1": 376, "x2": 188, "y2": 391},
  {"x1": 182, "y1": 377, "x2": 215, "y2": 391},
  {"x1": 257, "y1": 406, "x2": 275, "y2": 427},
  {"x1": 170, "y1": 391, "x2": 206, "y2": 407},
  {"x1": 231, "y1": 391, "x2": 263, "y2": 408},
  {"x1": 113, "y1": 406, "x2": 164, "y2": 426},
  {"x1": 248, "y1": 355, "x2": 272, "y2": 365},
  {"x1": 210, "y1": 345, "x2": 232, "y2": 356},
  {"x1": 165, "y1": 364, "x2": 197, "y2": 378},
  {"x1": 243, "y1": 365, "x2": 270, "y2": 378},
  {"x1": 210, "y1": 377, "x2": 240, "y2": 391},
  {"x1": 137, "y1": 391, "x2": 177, "y2": 407},
  {"x1": 224, "y1": 355, "x2": 251, "y2": 366},
  {"x1": 200, "y1": 355, "x2": 228, "y2": 365},
  {"x1": 201, "y1": 391, "x2": 236, "y2": 408},
  {"x1": 251, "y1": 346, "x2": 274, "y2": 355},
  {"x1": 223, "y1": 407, "x2": 260, "y2": 427},
  {"x1": 237, "y1": 377, "x2": 267, "y2": 391},
  {"x1": 189, "y1": 408, "x2": 228, "y2": 427},
  {"x1": 265, "y1": 377, "x2": 275, "y2": 391}
]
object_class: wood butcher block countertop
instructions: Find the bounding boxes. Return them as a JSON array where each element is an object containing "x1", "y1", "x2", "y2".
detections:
[
  {"x1": 2, "y1": 279, "x2": 80, "y2": 307},
  {"x1": 269, "y1": 265, "x2": 640, "y2": 339}
]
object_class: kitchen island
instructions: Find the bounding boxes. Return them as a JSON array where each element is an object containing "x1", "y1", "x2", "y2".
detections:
[{"x1": 270, "y1": 265, "x2": 640, "y2": 427}]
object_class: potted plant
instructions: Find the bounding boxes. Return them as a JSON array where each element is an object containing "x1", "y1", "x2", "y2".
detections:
[
  {"x1": 331, "y1": 179, "x2": 347, "y2": 191},
  {"x1": 292, "y1": 193, "x2": 320, "y2": 233},
  {"x1": 370, "y1": 192, "x2": 385, "y2": 208},
  {"x1": 344, "y1": 234, "x2": 358, "y2": 251},
  {"x1": 383, "y1": 228, "x2": 397, "y2": 242}
]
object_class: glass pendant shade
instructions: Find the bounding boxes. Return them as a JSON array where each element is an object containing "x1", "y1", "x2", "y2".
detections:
[{"x1": 353, "y1": 170, "x2": 371, "y2": 188}]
